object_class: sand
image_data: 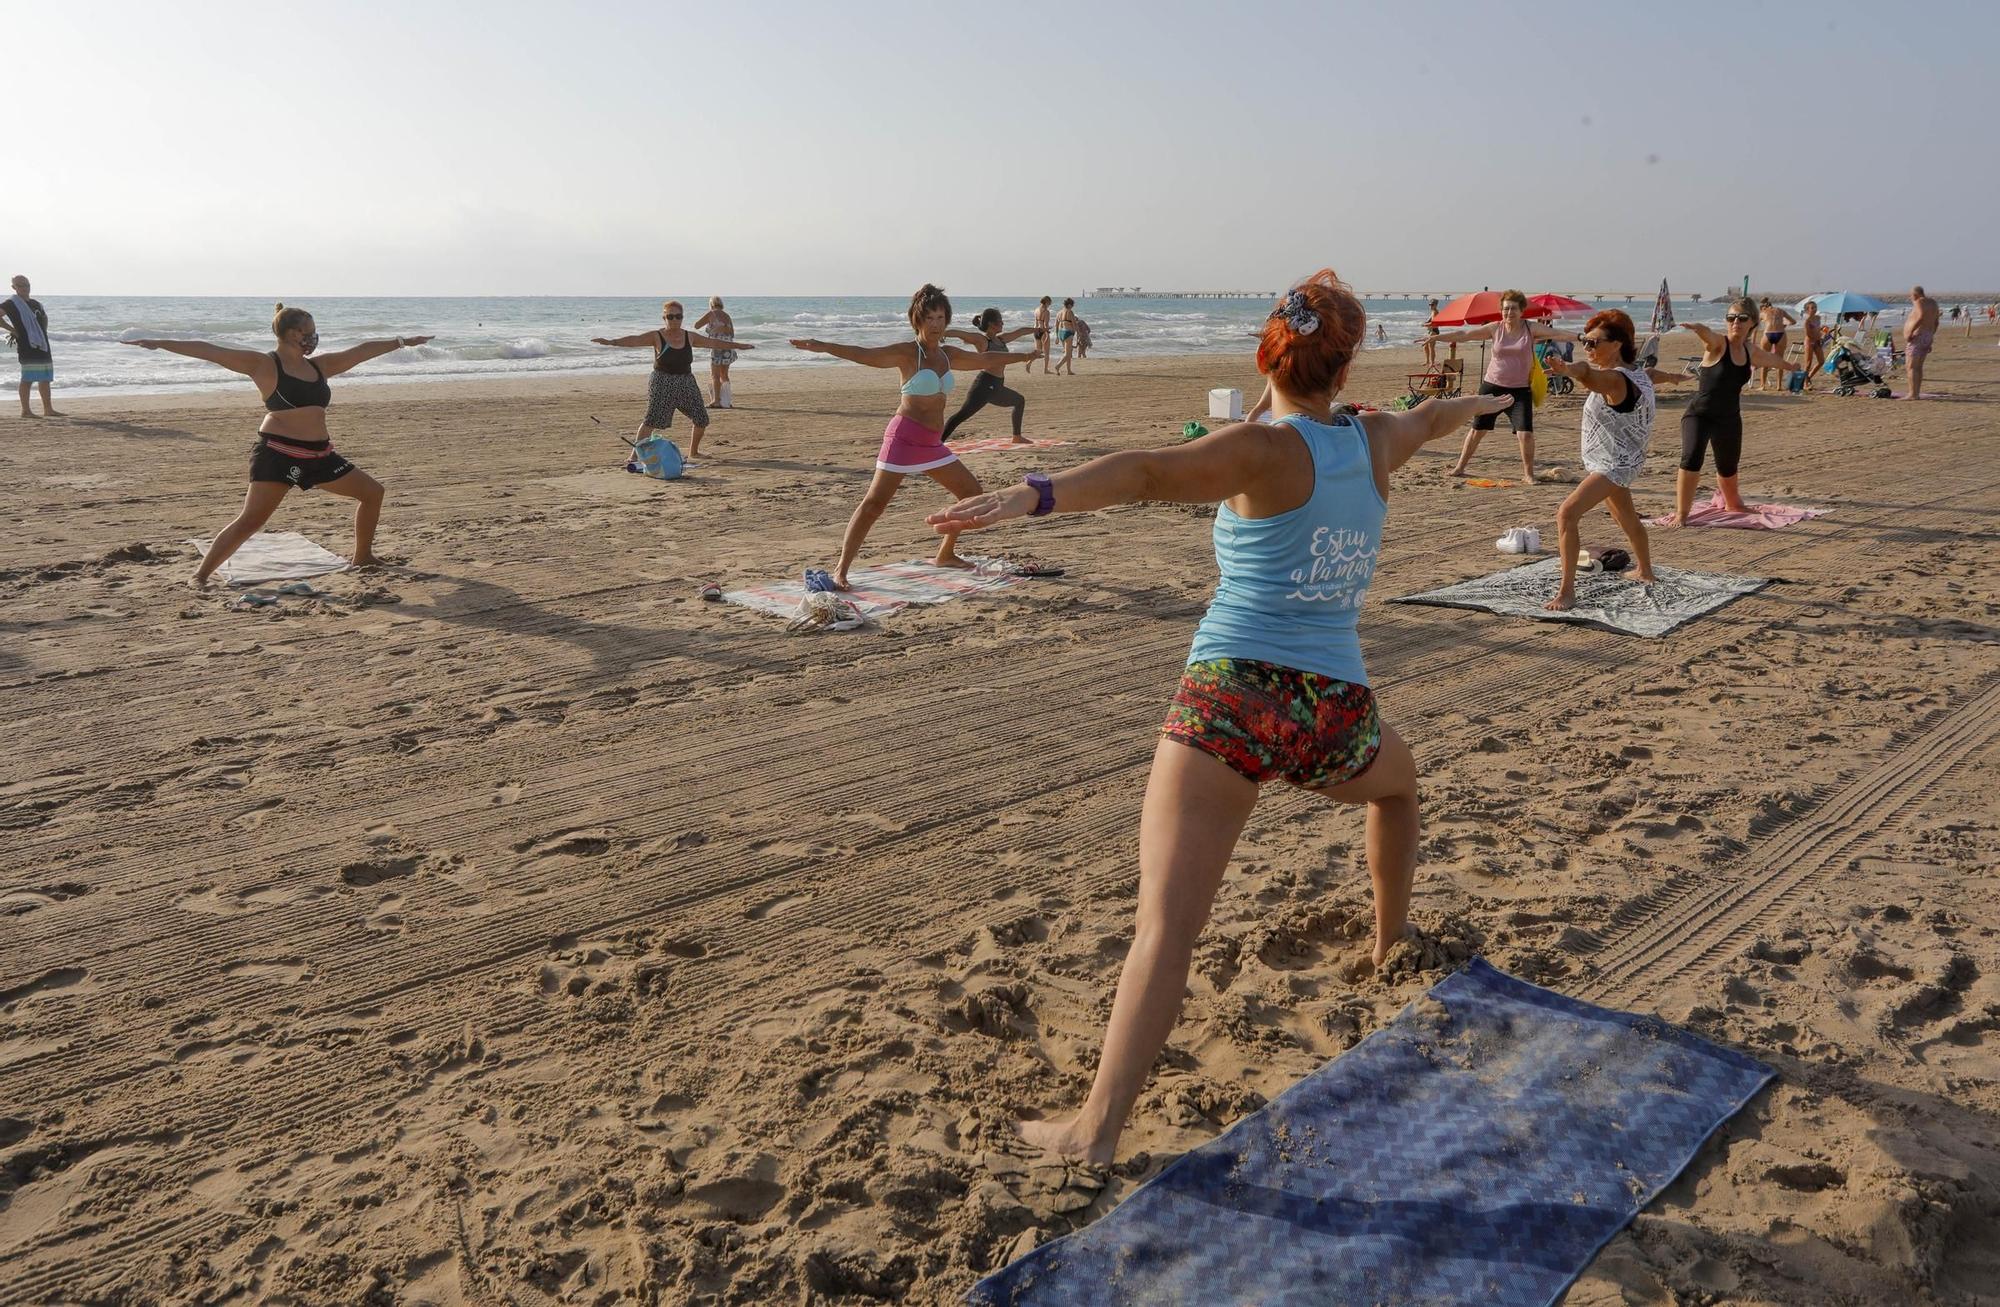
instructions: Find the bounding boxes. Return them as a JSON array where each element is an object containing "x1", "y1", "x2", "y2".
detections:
[{"x1": 2, "y1": 333, "x2": 1996, "y2": 1305}]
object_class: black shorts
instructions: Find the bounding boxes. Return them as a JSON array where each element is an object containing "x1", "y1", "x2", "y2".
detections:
[
  {"x1": 250, "y1": 437, "x2": 356, "y2": 490},
  {"x1": 1471, "y1": 381, "x2": 1533, "y2": 433}
]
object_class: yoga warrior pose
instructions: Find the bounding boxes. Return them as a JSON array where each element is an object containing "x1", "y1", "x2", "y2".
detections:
[
  {"x1": 925, "y1": 271, "x2": 1512, "y2": 1165},
  {"x1": 1662, "y1": 299, "x2": 1792, "y2": 526},
  {"x1": 123, "y1": 305, "x2": 431, "y2": 587},
  {"x1": 693, "y1": 297, "x2": 738, "y2": 409},
  {"x1": 1430, "y1": 290, "x2": 1571, "y2": 482},
  {"x1": 592, "y1": 301, "x2": 749, "y2": 457},
  {"x1": 941, "y1": 309, "x2": 1041, "y2": 443},
  {"x1": 790, "y1": 284, "x2": 1032, "y2": 587},
  {"x1": 1541, "y1": 310, "x2": 1659, "y2": 611}
]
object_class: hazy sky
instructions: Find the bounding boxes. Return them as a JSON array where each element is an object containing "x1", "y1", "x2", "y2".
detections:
[{"x1": 15, "y1": 0, "x2": 1999, "y2": 297}]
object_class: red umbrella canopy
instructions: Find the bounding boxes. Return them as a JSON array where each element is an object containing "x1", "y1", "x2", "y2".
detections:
[
  {"x1": 1428, "y1": 291, "x2": 1553, "y2": 327},
  {"x1": 1526, "y1": 293, "x2": 1596, "y2": 318}
]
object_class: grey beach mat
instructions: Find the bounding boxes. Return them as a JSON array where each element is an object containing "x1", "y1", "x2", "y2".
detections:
[{"x1": 1391, "y1": 558, "x2": 1769, "y2": 638}]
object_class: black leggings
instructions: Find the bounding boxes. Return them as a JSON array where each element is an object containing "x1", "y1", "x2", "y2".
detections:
[
  {"x1": 1679, "y1": 413, "x2": 1742, "y2": 477},
  {"x1": 940, "y1": 372, "x2": 1025, "y2": 439}
]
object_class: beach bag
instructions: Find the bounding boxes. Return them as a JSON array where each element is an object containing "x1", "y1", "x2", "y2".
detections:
[
  {"x1": 1528, "y1": 352, "x2": 1549, "y2": 407},
  {"x1": 627, "y1": 435, "x2": 684, "y2": 480}
]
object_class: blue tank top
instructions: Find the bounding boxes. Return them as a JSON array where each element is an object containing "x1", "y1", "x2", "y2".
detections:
[{"x1": 1186, "y1": 413, "x2": 1386, "y2": 686}]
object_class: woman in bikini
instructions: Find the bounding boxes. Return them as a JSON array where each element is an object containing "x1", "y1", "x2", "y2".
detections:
[
  {"x1": 926, "y1": 270, "x2": 1511, "y2": 1165},
  {"x1": 1754, "y1": 298, "x2": 1796, "y2": 390},
  {"x1": 122, "y1": 305, "x2": 431, "y2": 588},
  {"x1": 1429, "y1": 290, "x2": 1572, "y2": 482},
  {"x1": 941, "y1": 308, "x2": 1042, "y2": 444},
  {"x1": 1032, "y1": 296, "x2": 1053, "y2": 373},
  {"x1": 1797, "y1": 299, "x2": 1826, "y2": 389},
  {"x1": 592, "y1": 300, "x2": 749, "y2": 457},
  {"x1": 693, "y1": 296, "x2": 738, "y2": 409},
  {"x1": 790, "y1": 284, "x2": 1033, "y2": 588},
  {"x1": 1051, "y1": 298, "x2": 1080, "y2": 375}
]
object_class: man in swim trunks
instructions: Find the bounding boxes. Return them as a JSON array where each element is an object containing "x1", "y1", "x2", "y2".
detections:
[
  {"x1": 1903, "y1": 284, "x2": 1940, "y2": 400},
  {"x1": 2, "y1": 275, "x2": 62, "y2": 418}
]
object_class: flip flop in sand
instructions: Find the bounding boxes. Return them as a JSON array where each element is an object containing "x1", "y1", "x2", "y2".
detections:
[{"x1": 230, "y1": 591, "x2": 279, "y2": 611}]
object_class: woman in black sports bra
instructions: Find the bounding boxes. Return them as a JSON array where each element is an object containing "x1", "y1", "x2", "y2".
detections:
[
  {"x1": 124, "y1": 303, "x2": 431, "y2": 587},
  {"x1": 592, "y1": 299, "x2": 750, "y2": 458}
]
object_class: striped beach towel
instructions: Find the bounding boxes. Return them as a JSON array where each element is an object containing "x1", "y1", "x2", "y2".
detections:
[{"x1": 721, "y1": 558, "x2": 1023, "y2": 623}]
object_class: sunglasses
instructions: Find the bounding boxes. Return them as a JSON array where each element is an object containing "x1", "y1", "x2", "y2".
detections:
[
  {"x1": 664, "y1": 313, "x2": 684, "y2": 320},
  {"x1": 1577, "y1": 335, "x2": 1609, "y2": 347},
  {"x1": 1725, "y1": 314, "x2": 1753, "y2": 323}
]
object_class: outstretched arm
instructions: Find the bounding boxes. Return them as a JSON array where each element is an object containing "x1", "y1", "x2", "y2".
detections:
[
  {"x1": 1358, "y1": 391, "x2": 1514, "y2": 477},
  {"x1": 1527, "y1": 322, "x2": 1572, "y2": 342},
  {"x1": 317, "y1": 336, "x2": 431, "y2": 377},
  {"x1": 119, "y1": 338, "x2": 269, "y2": 376},
  {"x1": 943, "y1": 345, "x2": 1032, "y2": 370},
  {"x1": 688, "y1": 331, "x2": 752, "y2": 351},
  {"x1": 1745, "y1": 341, "x2": 1792, "y2": 370},
  {"x1": 1547, "y1": 355, "x2": 1631, "y2": 404},
  {"x1": 1430, "y1": 323, "x2": 1497, "y2": 347},
  {"x1": 942, "y1": 328, "x2": 987, "y2": 346},
  {"x1": 1679, "y1": 321, "x2": 1723, "y2": 349},
  {"x1": 925, "y1": 422, "x2": 1294, "y2": 531},
  {"x1": 789, "y1": 338, "x2": 911, "y2": 368},
  {"x1": 1646, "y1": 367, "x2": 1689, "y2": 385},
  {"x1": 592, "y1": 331, "x2": 662, "y2": 348}
]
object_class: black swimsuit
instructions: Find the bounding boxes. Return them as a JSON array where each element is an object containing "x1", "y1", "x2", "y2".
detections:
[
  {"x1": 940, "y1": 333, "x2": 1028, "y2": 440},
  {"x1": 653, "y1": 332, "x2": 694, "y2": 374},
  {"x1": 1679, "y1": 343, "x2": 1751, "y2": 477}
]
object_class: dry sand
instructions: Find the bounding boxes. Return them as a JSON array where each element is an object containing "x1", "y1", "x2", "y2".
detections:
[{"x1": 2, "y1": 333, "x2": 1997, "y2": 1305}]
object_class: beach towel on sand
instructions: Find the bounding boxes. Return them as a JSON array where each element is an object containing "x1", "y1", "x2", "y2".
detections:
[
  {"x1": 722, "y1": 558, "x2": 1023, "y2": 625},
  {"x1": 947, "y1": 437, "x2": 1073, "y2": 454},
  {"x1": 1391, "y1": 558, "x2": 1768, "y2": 638},
  {"x1": 973, "y1": 959, "x2": 1772, "y2": 1307},
  {"x1": 186, "y1": 531, "x2": 349, "y2": 586},
  {"x1": 1649, "y1": 494, "x2": 1827, "y2": 530}
]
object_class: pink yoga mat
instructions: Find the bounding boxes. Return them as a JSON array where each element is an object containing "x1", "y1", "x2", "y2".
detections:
[{"x1": 1650, "y1": 495, "x2": 1828, "y2": 530}]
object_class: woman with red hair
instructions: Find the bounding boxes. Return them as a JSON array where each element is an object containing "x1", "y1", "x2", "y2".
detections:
[
  {"x1": 927, "y1": 271, "x2": 1511, "y2": 1165},
  {"x1": 1542, "y1": 309, "x2": 1659, "y2": 611}
]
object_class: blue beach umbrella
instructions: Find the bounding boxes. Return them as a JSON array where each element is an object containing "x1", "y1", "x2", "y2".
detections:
[{"x1": 1795, "y1": 291, "x2": 1886, "y2": 317}]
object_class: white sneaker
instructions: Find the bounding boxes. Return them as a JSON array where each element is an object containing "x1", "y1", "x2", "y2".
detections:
[
  {"x1": 1522, "y1": 527, "x2": 1542, "y2": 553},
  {"x1": 1495, "y1": 529, "x2": 1525, "y2": 554}
]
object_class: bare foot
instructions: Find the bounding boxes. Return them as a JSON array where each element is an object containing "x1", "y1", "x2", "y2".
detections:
[
  {"x1": 1373, "y1": 923, "x2": 1419, "y2": 969},
  {"x1": 1635, "y1": 569, "x2": 1658, "y2": 584},
  {"x1": 351, "y1": 553, "x2": 382, "y2": 569},
  {"x1": 1661, "y1": 513, "x2": 1684, "y2": 528},
  {"x1": 1448, "y1": 466, "x2": 1470, "y2": 478},
  {"x1": 43, "y1": 408, "x2": 65, "y2": 417},
  {"x1": 21, "y1": 411, "x2": 42, "y2": 420},
  {"x1": 1015, "y1": 1117, "x2": 1115, "y2": 1168},
  {"x1": 1009, "y1": 435, "x2": 1032, "y2": 445},
  {"x1": 829, "y1": 570, "x2": 852, "y2": 591},
  {"x1": 189, "y1": 572, "x2": 212, "y2": 591},
  {"x1": 933, "y1": 553, "x2": 975, "y2": 571},
  {"x1": 1718, "y1": 500, "x2": 1748, "y2": 513},
  {"x1": 1544, "y1": 589, "x2": 1575, "y2": 612}
]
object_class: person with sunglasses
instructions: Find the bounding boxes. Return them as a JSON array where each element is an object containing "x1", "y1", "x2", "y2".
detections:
[
  {"x1": 122, "y1": 304, "x2": 431, "y2": 587},
  {"x1": 1658, "y1": 298, "x2": 1794, "y2": 527},
  {"x1": 922, "y1": 270, "x2": 1512, "y2": 1166},
  {"x1": 1540, "y1": 310, "x2": 1658, "y2": 612},
  {"x1": 1429, "y1": 289, "x2": 1572, "y2": 483},
  {"x1": 592, "y1": 300, "x2": 750, "y2": 458}
]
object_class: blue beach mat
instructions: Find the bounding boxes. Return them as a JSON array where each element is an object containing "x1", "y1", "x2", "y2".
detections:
[{"x1": 972, "y1": 959, "x2": 1773, "y2": 1307}]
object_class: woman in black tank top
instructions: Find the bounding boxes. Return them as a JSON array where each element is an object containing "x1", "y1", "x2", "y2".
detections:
[
  {"x1": 123, "y1": 303, "x2": 431, "y2": 587},
  {"x1": 592, "y1": 299, "x2": 752, "y2": 458},
  {"x1": 1659, "y1": 299, "x2": 1792, "y2": 526}
]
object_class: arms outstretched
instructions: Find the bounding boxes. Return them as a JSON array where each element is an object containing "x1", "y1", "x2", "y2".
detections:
[
  {"x1": 121, "y1": 338, "x2": 270, "y2": 376},
  {"x1": 1430, "y1": 323, "x2": 1497, "y2": 347},
  {"x1": 942, "y1": 345, "x2": 1035, "y2": 370},
  {"x1": 789, "y1": 338, "x2": 914, "y2": 368},
  {"x1": 316, "y1": 336, "x2": 433, "y2": 377},
  {"x1": 1546, "y1": 354, "x2": 1631, "y2": 404},
  {"x1": 1678, "y1": 322, "x2": 1788, "y2": 370},
  {"x1": 944, "y1": 325, "x2": 1038, "y2": 347},
  {"x1": 592, "y1": 330, "x2": 664, "y2": 348},
  {"x1": 686, "y1": 331, "x2": 751, "y2": 352},
  {"x1": 1357, "y1": 392, "x2": 1517, "y2": 481}
]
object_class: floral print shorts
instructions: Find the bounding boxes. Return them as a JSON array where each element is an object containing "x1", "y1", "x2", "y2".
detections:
[{"x1": 1161, "y1": 658, "x2": 1381, "y2": 789}]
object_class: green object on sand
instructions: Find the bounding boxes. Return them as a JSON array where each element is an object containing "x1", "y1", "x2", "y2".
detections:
[{"x1": 1182, "y1": 421, "x2": 1208, "y2": 441}]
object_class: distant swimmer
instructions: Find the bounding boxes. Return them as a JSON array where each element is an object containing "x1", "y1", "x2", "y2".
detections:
[
  {"x1": 789, "y1": 283, "x2": 1034, "y2": 588},
  {"x1": 1903, "y1": 285, "x2": 1939, "y2": 400},
  {"x1": 1541, "y1": 310, "x2": 1659, "y2": 611},
  {"x1": 2, "y1": 275, "x2": 63, "y2": 417},
  {"x1": 1430, "y1": 290, "x2": 1573, "y2": 482},
  {"x1": 1659, "y1": 298, "x2": 1795, "y2": 526},
  {"x1": 122, "y1": 304, "x2": 431, "y2": 587},
  {"x1": 941, "y1": 308, "x2": 1042, "y2": 443},
  {"x1": 592, "y1": 300, "x2": 749, "y2": 458},
  {"x1": 694, "y1": 296, "x2": 738, "y2": 409},
  {"x1": 923, "y1": 269, "x2": 1511, "y2": 1166}
]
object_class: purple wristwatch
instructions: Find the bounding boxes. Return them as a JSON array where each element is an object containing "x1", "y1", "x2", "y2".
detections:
[{"x1": 1024, "y1": 473, "x2": 1055, "y2": 517}]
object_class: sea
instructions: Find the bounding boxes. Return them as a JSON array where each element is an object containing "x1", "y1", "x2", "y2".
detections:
[{"x1": 21, "y1": 294, "x2": 1738, "y2": 398}]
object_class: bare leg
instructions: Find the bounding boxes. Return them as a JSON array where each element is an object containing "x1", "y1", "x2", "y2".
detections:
[
  {"x1": 17, "y1": 381, "x2": 32, "y2": 418},
  {"x1": 1305, "y1": 723, "x2": 1420, "y2": 966},
  {"x1": 1016, "y1": 740, "x2": 1259, "y2": 1165},
  {"x1": 193, "y1": 481, "x2": 291, "y2": 587},
  {"x1": 1602, "y1": 485, "x2": 1656, "y2": 582},
  {"x1": 1714, "y1": 473, "x2": 1747, "y2": 513},
  {"x1": 923, "y1": 459, "x2": 985, "y2": 569},
  {"x1": 1906, "y1": 355, "x2": 1924, "y2": 400},
  {"x1": 688, "y1": 423, "x2": 708, "y2": 457},
  {"x1": 709, "y1": 364, "x2": 724, "y2": 407},
  {"x1": 1517, "y1": 429, "x2": 1536, "y2": 483},
  {"x1": 833, "y1": 469, "x2": 905, "y2": 588},
  {"x1": 37, "y1": 382, "x2": 62, "y2": 416},
  {"x1": 1669, "y1": 467, "x2": 1700, "y2": 526},
  {"x1": 1546, "y1": 474, "x2": 1619, "y2": 610},
  {"x1": 1448, "y1": 426, "x2": 1486, "y2": 477},
  {"x1": 321, "y1": 469, "x2": 386, "y2": 566}
]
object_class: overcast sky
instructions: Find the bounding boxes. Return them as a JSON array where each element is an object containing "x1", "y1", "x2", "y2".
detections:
[{"x1": 14, "y1": 0, "x2": 1998, "y2": 297}]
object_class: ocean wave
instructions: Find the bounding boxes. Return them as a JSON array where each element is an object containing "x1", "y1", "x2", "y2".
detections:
[{"x1": 496, "y1": 337, "x2": 552, "y2": 359}]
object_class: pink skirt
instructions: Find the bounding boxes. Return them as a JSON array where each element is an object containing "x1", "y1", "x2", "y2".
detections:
[{"x1": 876, "y1": 414, "x2": 959, "y2": 474}]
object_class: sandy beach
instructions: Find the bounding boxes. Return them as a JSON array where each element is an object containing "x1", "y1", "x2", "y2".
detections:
[{"x1": 2, "y1": 333, "x2": 1997, "y2": 1305}]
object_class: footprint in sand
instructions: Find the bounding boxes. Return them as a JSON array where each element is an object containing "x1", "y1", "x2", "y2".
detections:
[
  {"x1": 222, "y1": 957, "x2": 314, "y2": 984},
  {"x1": 364, "y1": 894, "x2": 406, "y2": 935},
  {"x1": 490, "y1": 781, "x2": 522, "y2": 806},
  {"x1": 0, "y1": 882, "x2": 95, "y2": 917},
  {"x1": 511, "y1": 830, "x2": 615, "y2": 858},
  {"x1": 747, "y1": 892, "x2": 813, "y2": 920},
  {"x1": 339, "y1": 855, "x2": 423, "y2": 888},
  {"x1": 177, "y1": 881, "x2": 334, "y2": 915},
  {"x1": 0, "y1": 966, "x2": 91, "y2": 1012},
  {"x1": 224, "y1": 797, "x2": 285, "y2": 831}
]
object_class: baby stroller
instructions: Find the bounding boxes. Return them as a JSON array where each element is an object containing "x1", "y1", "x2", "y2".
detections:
[{"x1": 1824, "y1": 341, "x2": 1891, "y2": 398}]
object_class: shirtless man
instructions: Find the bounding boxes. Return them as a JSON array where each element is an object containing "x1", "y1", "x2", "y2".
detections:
[
  {"x1": 1903, "y1": 285, "x2": 1940, "y2": 400},
  {"x1": 1754, "y1": 297, "x2": 1796, "y2": 391}
]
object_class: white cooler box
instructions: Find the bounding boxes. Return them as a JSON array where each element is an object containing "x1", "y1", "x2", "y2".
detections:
[{"x1": 1208, "y1": 388, "x2": 1243, "y2": 421}]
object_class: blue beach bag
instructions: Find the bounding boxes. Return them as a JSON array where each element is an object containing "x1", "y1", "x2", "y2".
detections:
[{"x1": 627, "y1": 435, "x2": 684, "y2": 480}]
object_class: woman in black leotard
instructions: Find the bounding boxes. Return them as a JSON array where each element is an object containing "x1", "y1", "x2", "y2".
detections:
[
  {"x1": 124, "y1": 304, "x2": 432, "y2": 587},
  {"x1": 940, "y1": 308, "x2": 1041, "y2": 443},
  {"x1": 1664, "y1": 297, "x2": 1792, "y2": 526}
]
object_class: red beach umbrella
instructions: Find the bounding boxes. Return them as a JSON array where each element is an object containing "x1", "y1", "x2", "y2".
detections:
[
  {"x1": 1428, "y1": 291, "x2": 1553, "y2": 327},
  {"x1": 1526, "y1": 293, "x2": 1596, "y2": 318}
]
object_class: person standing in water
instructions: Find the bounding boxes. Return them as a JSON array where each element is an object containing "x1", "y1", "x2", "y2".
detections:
[
  {"x1": 924, "y1": 270, "x2": 1511, "y2": 1166},
  {"x1": 941, "y1": 308, "x2": 1041, "y2": 443},
  {"x1": 2, "y1": 275, "x2": 62, "y2": 418},
  {"x1": 1429, "y1": 290, "x2": 1571, "y2": 482},
  {"x1": 790, "y1": 284, "x2": 1034, "y2": 587},
  {"x1": 1662, "y1": 298, "x2": 1795, "y2": 525},
  {"x1": 122, "y1": 305, "x2": 431, "y2": 587},
  {"x1": 694, "y1": 296, "x2": 738, "y2": 409},
  {"x1": 592, "y1": 300, "x2": 749, "y2": 458},
  {"x1": 1541, "y1": 309, "x2": 1659, "y2": 611}
]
